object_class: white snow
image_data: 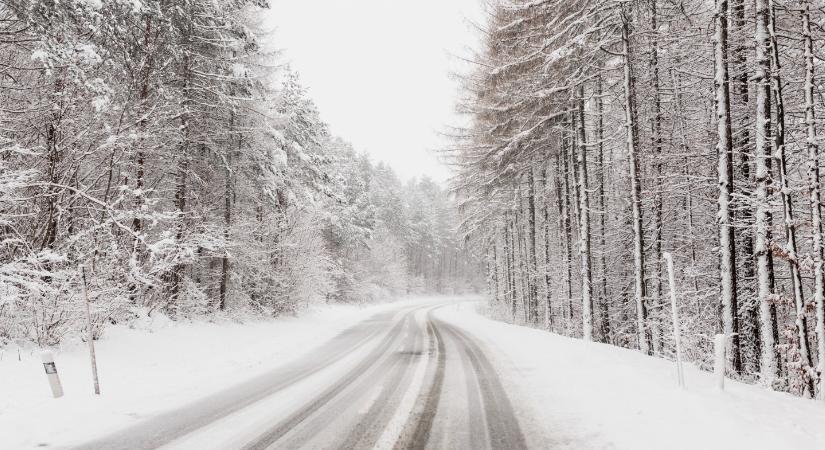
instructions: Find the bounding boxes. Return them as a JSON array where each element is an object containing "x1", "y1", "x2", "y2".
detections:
[
  {"x1": 435, "y1": 302, "x2": 825, "y2": 450},
  {"x1": 4, "y1": 297, "x2": 824, "y2": 449},
  {"x1": 0, "y1": 302, "x2": 398, "y2": 449},
  {"x1": 372, "y1": 307, "x2": 431, "y2": 450}
]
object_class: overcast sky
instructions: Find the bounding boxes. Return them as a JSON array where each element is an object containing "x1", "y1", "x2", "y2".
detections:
[{"x1": 265, "y1": 0, "x2": 484, "y2": 183}]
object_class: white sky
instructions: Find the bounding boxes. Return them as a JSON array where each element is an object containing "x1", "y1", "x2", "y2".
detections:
[{"x1": 265, "y1": 0, "x2": 485, "y2": 183}]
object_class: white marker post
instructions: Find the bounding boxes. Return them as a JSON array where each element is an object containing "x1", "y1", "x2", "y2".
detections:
[
  {"x1": 714, "y1": 334, "x2": 727, "y2": 391},
  {"x1": 664, "y1": 253, "x2": 685, "y2": 388},
  {"x1": 81, "y1": 266, "x2": 101, "y2": 395},
  {"x1": 41, "y1": 352, "x2": 64, "y2": 398}
]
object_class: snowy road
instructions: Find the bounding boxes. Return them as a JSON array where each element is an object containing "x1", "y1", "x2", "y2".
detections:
[{"x1": 76, "y1": 301, "x2": 527, "y2": 450}]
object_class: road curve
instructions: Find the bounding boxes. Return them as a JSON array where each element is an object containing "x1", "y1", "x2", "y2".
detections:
[{"x1": 77, "y1": 301, "x2": 528, "y2": 450}]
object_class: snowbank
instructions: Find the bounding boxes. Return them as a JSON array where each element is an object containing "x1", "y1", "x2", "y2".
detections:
[
  {"x1": 0, "y1": 302, "x2": 398, "y2": 449},
  {"x1": 436, "y1": 302, "x2": 825, "y2": 450}
]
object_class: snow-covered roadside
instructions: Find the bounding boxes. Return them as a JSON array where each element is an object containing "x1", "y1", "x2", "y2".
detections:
[
  {"x1": 436, "y1": 302, "x2": 825, "y2": 450},
  {"x1": 0, "y1": 300, "x2": 405, "y2": 449}
]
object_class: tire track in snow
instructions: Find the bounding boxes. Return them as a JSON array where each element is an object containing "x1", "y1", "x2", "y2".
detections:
[
  {"x1": 437, "y1": 318, "x2": 527, "y2": 450},
  {"x1": 336, "y1": 316, "x2": 425, "y2": 449},
  {"x1": 78, "y1": 306, "x2": 418, "y2": 450},
  {"x1": 399, "y1": 314, "x2": 446, "y2": 450},
  {"x1": 75, "y1": 302, "x2": 528, "y2": 450},
  {"x1": 369, "y1": 307, "x2": 437, "y2": 450},
  {"x1": 241, "y1": 313, "x2": 415, "y2": 449}
]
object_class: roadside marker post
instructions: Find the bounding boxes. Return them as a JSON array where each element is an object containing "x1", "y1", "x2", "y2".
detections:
[
  {"x1": 663, "y1": 253, "x2": 685, "y2": 388},
  {"x1": 41, "y1": 351, "x2": 64, "y2": 398},
  {"x1": 81, "y1": 266, "x2": 101, "y2": 395}
]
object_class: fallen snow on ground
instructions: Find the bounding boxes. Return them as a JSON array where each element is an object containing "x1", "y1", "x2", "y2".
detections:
[
  {"x1": 0, "y1": 301, "x2": 401, "y2": 449},
  {"x1": 6, "y1": 297, "x2": 823, "y2": 450},
  {"x1": 435, "y1": 302, "x2": 825, "y2": 450}
]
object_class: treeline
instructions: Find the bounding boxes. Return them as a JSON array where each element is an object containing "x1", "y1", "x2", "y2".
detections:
[
  {"x1": 450, "y1": 0, "x2": 825, "y2": 399},
  {"x1": 0, "y1": 0, "x2": 478, "y2": 346}
]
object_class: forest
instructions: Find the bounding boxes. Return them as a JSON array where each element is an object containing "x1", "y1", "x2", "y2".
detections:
[
  {"x1": 5, "y1": 1, "x2": 825, "y2": 448},
  {"x1": 0, "y1": 0, "x2": 478, "y2": 347},
  {"x1": 450, "y1": 0, "x2": 825, "y2": 399},
  {"x1": 5, "y1": 0, "x2": 825, "y2": 406}
]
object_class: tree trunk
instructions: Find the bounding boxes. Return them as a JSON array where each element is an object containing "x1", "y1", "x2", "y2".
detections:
[
  {"x1": 714, "y1": 0, "x2": 742, "y2": 373},
  {"x1": 543, "y1": 165, "x2": 554, "y2": 331},
  {"x1": 801, "y1": 0, "x2": 825, "y2": 400},
  {"x1": 754, "y1": 0, "x2": 778, "y2": 385},
  {"x1": 218, "y1": 126, "x2": 235, "y2": 311},
  {"x1": 127, "y1": 15, "x2": 154, "y2": 304},
  {"x1": 649, "y1": 0, "x2": 665, "y2": 356},
  {"x1": 42, "y1": 123, "x2": 59, "y2": 252},
  {"x1": 575, "y1": 86, "x2": 594, "y2": 341},
  {"x1": 560, "y1": 140, "x2": 574, "y2": 324},
  {"x1": 596, "y1": 70, "x2": 611, "y2": 344},
  {"x1": 621, "y1": 6, "x2": 651, "y2": 355},
  {"x1": 766, "y1": 0, "x2": 783, "y2": 379},
  {"x1": 732, "y1": 0, "x2": 761, "y2": 376},
  {"x1": 509, "y1": 216, "x2": 518, "y2": 320},
  {"x1": 492, "y1": 237, "x2": 501, "y2": 304},
  {"x1": 516, "y1": 205, "x2": 529, "y2": 322},
  {"x1": 132, "y1": 15, "x2": 153, "y2": 238},
  {"x1": 503, "y1": 222, "x2": 511, "y2": 310},
  {"x1": 528, "y1": 169, "x2": 539, "y2": 324}
]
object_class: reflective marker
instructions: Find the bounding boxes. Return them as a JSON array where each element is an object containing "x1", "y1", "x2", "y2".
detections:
[{"x1": 41, "y1": 351, "x2": 64, "y2": 398}]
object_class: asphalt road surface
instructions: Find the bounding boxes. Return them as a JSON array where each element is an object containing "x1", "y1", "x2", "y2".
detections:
[{"x1": 77, "y1": 302, "x2": 528, "y2": 450}]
